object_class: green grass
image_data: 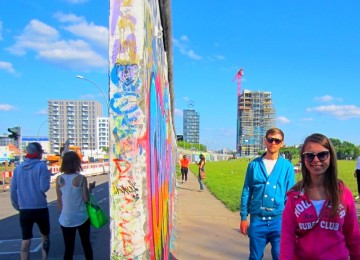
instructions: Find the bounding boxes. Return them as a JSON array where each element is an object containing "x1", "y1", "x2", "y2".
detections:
[
  {"x1": 0, "y1": 165, "x2": 14, "y2": 172},
  {"x1": 189, "y1": 159, "x2": 358, "y2": 212}
]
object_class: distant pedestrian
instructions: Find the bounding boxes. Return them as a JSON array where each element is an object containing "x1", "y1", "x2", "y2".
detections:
[
  {"x1": 56, "y1": 151, "x2": 95, "y2": 260},
  {"x1": 280, "y1": 133, "x2": 360, "y2": 259},
  {"x1": 196, "y1": 154, "x2": 206, "y2": 191},
  {"x1": 179, "y1": 155, "x2": 190, "y2": 183},
  {"x1": 240, "y1": 127, "x2": 295, "y2": 260},
  {"x1": 354, "y1": 155, "x2": 360, "y2": 200},
  {"x1": 10, "y1": 142, "x2": 51, "y2": 260}
]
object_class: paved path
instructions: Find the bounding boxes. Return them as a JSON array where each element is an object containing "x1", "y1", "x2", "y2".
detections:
[
  {"x1": 172, "y1": 171, "x2": 272, "y2": 260},
  {"x1": 172, "y1": 171, "x2": 360, "y2": 260}
]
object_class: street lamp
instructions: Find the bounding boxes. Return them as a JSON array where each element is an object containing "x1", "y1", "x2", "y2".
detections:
[
  {"x1": 76, "y1": 75, "x2": 110, "y2": 165},
  {"x1": 76, "y1": 75, "x2": 109, "y2": 114},
  {"x1": 37, "y1": 120, "x2": 48, "y2": 141}
]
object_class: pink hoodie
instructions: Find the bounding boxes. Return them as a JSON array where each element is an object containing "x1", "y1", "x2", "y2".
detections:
[{"x1": 280, "y1": 183, "x2": 360, "y2": 260}]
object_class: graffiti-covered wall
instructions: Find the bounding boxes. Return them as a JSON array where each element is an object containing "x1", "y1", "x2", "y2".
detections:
[{"x1": 109, "y1": 0, "x2": 176, "y2": 259}]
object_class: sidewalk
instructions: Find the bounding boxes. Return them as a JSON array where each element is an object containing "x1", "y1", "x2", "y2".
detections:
[
  {"x1": 172, "y1": 171, "x2": 272, "y2": 260},
  {"x1": 172, "y1": 171, "x2": 360, "y2": 260}
]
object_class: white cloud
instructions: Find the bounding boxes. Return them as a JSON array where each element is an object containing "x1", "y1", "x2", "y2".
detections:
[
  {"x1": 36, "y1": 109, "x2": 48, "y2": 115},
  {"x1": 180, "y1": 35, "x2": 188, "y2": 41},
  {"x1": 0, "y1": 104, "x2": 16, "y2": 111},
  {"x1": 6, "y1": 18, "x2": 107, "y2": 71},
  {"x1": 307, "y1": 105, "x2": 360, "y2": 119},
  {"x1": 174, "y1": 108, "x2": 183, "y2": 117},
  {"x1": 314, "y1": 95, "x2": 342, "y2": 103},
  {"x1": 173, "y1": 36, "x2": 202, "y2": 61},
  {"x1": 0, "y1": 61, "x2": 16, "y2": 74},
  {"x1": 214, "y1": 55, "x2": 225, "y2": 60},
  {"x1": 315, "y1": 95, "x2": 333, "y2": 102},
  {"x1": 55, "y1": 12, "x2": 107, "y2": 51},
  {"x1": 54, "y1": 12, "x2": 84, "y2": 23},
  {"x1": 207, "y1": 54, "x2": 226, "y2": 62},
  {"x1": 277, "y1": 116, "x2": 290, "y2": 124},
  {"x1": 186, "y1": 50, "x2": 201, "y2": 60}
]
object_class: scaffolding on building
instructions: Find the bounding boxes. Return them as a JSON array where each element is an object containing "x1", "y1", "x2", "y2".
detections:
[{"x1": 236, "y1": 89, "x2": 276, "y2": 157}]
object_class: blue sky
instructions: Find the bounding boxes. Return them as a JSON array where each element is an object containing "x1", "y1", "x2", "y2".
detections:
[{"x1": 1, "y1": 1, "x2": 360, "y2": 151}]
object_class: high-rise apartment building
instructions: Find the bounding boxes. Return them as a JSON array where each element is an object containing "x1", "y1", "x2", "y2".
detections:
[
  {"x1": 48, "y1": 100, "x2": 102, "y2": 153},
  {"x1": 237, "y1": 90, "x2": 275, "y2": 157},
  {"x1": 96, "y1": 117, "x2": 109, "y2": 150},
  {"x1": 183, "y1": 109, "x2": 200, "y2": 144}
]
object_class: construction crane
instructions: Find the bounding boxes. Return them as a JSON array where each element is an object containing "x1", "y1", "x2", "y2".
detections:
[{"x1": 232, "y1": 68, "x2": 244, "y2": 96}]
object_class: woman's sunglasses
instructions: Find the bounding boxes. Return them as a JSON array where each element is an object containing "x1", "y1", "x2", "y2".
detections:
[
  {"x1": 266, "y1": 137, "x2": 282, "y2": 145},
  {"x1": 302, "y1": 151, "x2": 330, "y2": 162}
]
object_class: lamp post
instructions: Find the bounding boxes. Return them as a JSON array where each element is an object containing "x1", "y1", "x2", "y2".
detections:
[
  {"x1": 76, "y1": 75, "x2": 109, "y2": 114},
  {"x1": 76, "y1": 75, "x2": 110, "y2": 165},
  {"x1": 37, "y1": 120, "x2": 48, "y2": 141}
]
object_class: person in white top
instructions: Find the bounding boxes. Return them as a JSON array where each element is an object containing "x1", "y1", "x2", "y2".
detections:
[
  {"x1": 56, "y1": 151, "x2": 95, "y2": 260},
  {"x1": 354, "y1": 155, "x2": 360, "y2": 200}
]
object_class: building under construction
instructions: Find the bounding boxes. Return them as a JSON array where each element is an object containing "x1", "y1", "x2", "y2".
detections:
[{"x1": 236, "y1": 89, "x2": 276, "y2": 157}]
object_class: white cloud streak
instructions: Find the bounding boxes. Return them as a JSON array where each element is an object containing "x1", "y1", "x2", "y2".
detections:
[
  {"x1": 36, "y1": 109, "x2": 48, "y2": 115},
  {"x1": 314, "y1": 95, "x2": 333, "y2": 102},
  {"x1": 174, "y1": 108, "x2": 183, "y2": 117},
  {"x1": 0, "y1": 104, "x2": 16, "y2": 111},
  {"x1": 277, "y1": 116, "x2": 290, "y2": 124},
  {"x1": 307, "y1": 105, "x2": 360, "y2": 119},
  {"x1": 173, "y1": 36, "x2": 202, "y2": 60},
  {"x1": 0, "y1": 61, "x2": 16, "y2": 74}
]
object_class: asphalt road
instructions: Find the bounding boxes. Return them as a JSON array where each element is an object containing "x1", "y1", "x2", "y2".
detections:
[{"x1": 0, "y1": 174, "x2": 110, "y2": 260}]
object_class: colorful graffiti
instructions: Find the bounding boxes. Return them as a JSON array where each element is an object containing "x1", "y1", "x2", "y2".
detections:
[{"x1": 109, "y1": 0, "x2": 176, "y2": 259}]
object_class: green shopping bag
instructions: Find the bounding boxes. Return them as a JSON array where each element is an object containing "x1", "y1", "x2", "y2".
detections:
[{"x1": 86, "y1": 195, "x2": 109, "y2": 228}]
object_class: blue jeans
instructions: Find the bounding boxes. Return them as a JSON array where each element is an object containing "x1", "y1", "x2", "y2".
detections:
[
  {"x1": 198, "y1": 174, "x2": 204, "y2": 190},
  {"x1": 248, "y1": 217, "x2": 281, "y2": 260}
]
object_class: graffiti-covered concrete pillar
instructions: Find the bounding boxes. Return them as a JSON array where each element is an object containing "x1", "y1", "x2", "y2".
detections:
[{"x1": 109, "y1": 0, "x2": 176, "y2": 259}]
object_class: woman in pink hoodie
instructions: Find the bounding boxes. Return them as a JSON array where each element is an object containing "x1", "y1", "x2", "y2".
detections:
[{"x1": 280, "y1": 133, "x2": 360, "y2": 260}]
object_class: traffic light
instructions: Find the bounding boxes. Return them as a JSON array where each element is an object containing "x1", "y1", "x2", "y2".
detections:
[{"x1": 8, "y1": 127, "x2": 20, "y2": 140}]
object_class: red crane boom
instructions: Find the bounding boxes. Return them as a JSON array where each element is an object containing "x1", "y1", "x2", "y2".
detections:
[{"x1": 232, "y1": 68, "x2": 244, "y2": 96}]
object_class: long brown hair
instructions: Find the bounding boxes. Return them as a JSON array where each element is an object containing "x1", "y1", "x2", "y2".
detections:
[{"x1": 294, "y1": 133, "x2": 341, "y2": 217}]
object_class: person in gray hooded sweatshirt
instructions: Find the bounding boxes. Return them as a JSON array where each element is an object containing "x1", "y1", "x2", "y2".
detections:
[{"x1": 11, "y1": 142, "x2": 51, "y2": 260}]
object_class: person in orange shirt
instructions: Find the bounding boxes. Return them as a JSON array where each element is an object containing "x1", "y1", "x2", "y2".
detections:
[{"x1": 179, "y1": 155, "x2": 190, "y2": 183}]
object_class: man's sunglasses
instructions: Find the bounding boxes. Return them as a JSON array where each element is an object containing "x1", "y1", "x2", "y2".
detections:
[
  {"x1": 266, "y1": 137, "x2": 282, "y2": 145},
  {"x1": 302, "y1": 151, "x2": 330, "y2": 162}
]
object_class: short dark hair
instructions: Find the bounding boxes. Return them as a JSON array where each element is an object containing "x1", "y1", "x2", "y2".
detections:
[{"x1": 60, "y1": 151, "x2": 82, "y2": 173}]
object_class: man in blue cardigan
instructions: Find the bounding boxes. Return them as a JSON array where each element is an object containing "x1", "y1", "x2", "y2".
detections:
[{"x1": 240, "y1": 128, "x2": 295, "y2": 260}]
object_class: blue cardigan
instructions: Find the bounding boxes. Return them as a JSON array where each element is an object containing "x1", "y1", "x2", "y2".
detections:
[{"x1": 240, "y1": 155, "x2": 295, "y2": 221}]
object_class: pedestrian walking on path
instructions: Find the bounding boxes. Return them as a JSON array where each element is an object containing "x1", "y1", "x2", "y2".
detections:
[
  {"x1": 10, "y1": 142, "x2": 51, "y2": 260},
  {"x1": 56, "y1": 151, "x2": 96, "y2": 260},
  {"x1": 179, "y1": 155, "x2": 190, "y2": 183}
]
